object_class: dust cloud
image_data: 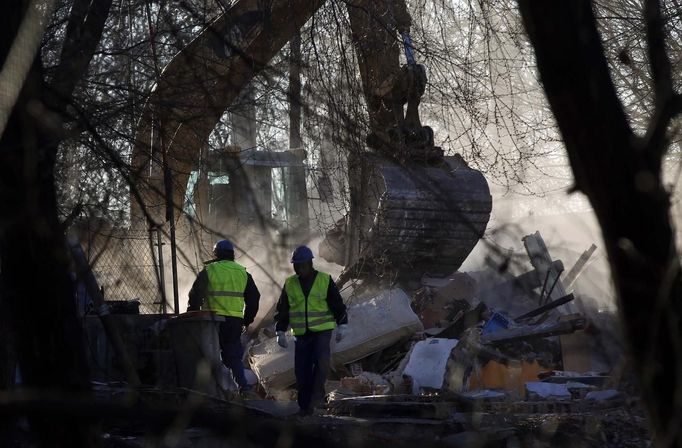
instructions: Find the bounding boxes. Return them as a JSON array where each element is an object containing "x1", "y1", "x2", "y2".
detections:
[{"x1": 461, "y1": 188, "x2": 615, "y2": 312}]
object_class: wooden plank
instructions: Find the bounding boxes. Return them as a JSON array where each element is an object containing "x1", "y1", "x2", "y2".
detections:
[
  {"x1": 563, "y1": 244, "x2": 597, "y2": 290},
  {"x1": 514, "y1": 294, "x2": 575, "y2": 322},
  {"x1": 522, "y1": 231, "x2": 574, "y2": 313},
  {"x1": 480, "y1": 317, "x2": 587, "y2": 345}
]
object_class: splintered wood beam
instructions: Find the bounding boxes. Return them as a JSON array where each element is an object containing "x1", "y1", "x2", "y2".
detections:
[
  {"x1": 480, "y1": 317, "x2": 587, "y2": 346},
  {"x1": 522, "y1": 231, "x2": 574, "y2": 313},
  {"x1": 563, "y1": 244, "x2": 597, "y2": 291}
]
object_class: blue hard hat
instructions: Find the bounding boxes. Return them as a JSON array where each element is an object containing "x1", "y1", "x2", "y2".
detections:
[
  {"x1": 213, "y1": 239, "x2": 234, "y2": 257},
  {"x1": 291, "y1": 245, "x2": 314, "y2": 263}
]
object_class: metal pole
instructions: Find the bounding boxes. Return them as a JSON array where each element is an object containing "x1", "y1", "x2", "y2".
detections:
[
  {"x1": 401, "y1": 32, "x2": 416, "y2": 66},
  {"x1": 164, "y1": 166, "x2": 180, "y2": 314},
  {"x1": 169, "y1": 218, "x2": 179, "y2": 315},
  {"x1": 156, "y1": 227, "x2": 167, "y2": 314},
  {"x1": 147, "y1": 0, "x2": 178, "y2": 314}
]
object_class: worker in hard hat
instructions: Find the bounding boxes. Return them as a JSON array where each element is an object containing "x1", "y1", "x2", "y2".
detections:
[
  {"x1": 274, "y1": 245, "x2": 348, "y2": 416},
  {"x1": 187, "y1": 239, "x2": 260, "y2": 396}
]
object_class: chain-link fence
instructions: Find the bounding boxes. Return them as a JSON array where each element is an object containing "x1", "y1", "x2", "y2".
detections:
[{"x1": 80, "y1": 224, "x2": 166, "y2": 315}]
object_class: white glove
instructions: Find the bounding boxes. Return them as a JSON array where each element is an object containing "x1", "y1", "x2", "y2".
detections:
[
  {"x1": 336, "y1": 324, "x2": 348, "y2": 343},
  {"x1": 276, "y1": 331, "x2": 288, "y2": 348}
]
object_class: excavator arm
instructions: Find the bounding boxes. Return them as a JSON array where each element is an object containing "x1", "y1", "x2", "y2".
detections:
[
  {"x1": 131, "y1": 0, "x2": 424, "y2": 224},
  {"x1": 131, "y1": 0, "x2": 324, "y2": 225},
  {"x1": 347, "y1": 1, "x2": 438, "y2": 162},
  {"x1": 131, "y1": 0, "x2": 491, "y2": 282}
]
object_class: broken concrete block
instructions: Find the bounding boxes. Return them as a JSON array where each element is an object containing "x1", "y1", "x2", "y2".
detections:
[
  {"x1": 586, "y1": 389, "x2": 621, "y2": 401},
  {"x1": 539, "y1": 370, "x2": 610, "y2": 387},
  {"x1": 339, "y1": 372, "x2": 390, "y2": 395},
  {"x1": 417, "y1": 273, "x2": 477, "y2": 328},
  {"x1": 340, "y1": 377, "x2": 371, "y2": 395},
  {"x1": 249, "y1": 288, "x2": 423, "y2": 392},
  {"x1": 565, "y1": 381, "x2": 594, "y2": 399},
  {"x1": 525, "y1": 381, "x2": 571, "y2": 400},
  {"x1": 402, "y1": 338, "x2": 459, "y2": 394},
  {"x1": 358, "y1": 371, "x2": 389, "y2": 386},
  {"x1": 459, "y1": 389, "x2": 506, "y2": 400}
]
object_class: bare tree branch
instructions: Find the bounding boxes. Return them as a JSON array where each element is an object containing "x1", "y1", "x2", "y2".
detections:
[
  {"x1": 49, "y1": 0, "x2": 114, "y2": 109},
  {"x1": 641, "y1": 0, "x2": 682, "y2": 166}
]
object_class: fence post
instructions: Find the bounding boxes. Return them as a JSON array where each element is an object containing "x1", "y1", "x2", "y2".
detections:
[
  {"x1": 155, "y1": 227, "x2": 167, "y2": 314},
  {"x1": 164, "y1": 166, "x2": 180, "y2": 314}
]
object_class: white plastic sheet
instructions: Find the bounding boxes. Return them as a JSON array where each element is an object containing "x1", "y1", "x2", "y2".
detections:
[
  {"x1": 402, "y1": 338, "x2": 459, "y2": 394},
  {"x1": 249, "y1": 288, "x2": 423, "y2": 392}
]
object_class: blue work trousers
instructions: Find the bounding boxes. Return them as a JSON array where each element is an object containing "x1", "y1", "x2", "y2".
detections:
[
  {"x1": 219, "y1": 318, "x2": 248, "y2": 390},
  {"x1": 294, "y1": 329, "x2": 332, "y2": 412}
]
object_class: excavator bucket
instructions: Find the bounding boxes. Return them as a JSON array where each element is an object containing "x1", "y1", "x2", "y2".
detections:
[
  {"x1": 369, "y1": 156, "x2": 491, "y2": 277},
  {"x1": 322, "y1": 154, "x2": 491, "y2": 281}
]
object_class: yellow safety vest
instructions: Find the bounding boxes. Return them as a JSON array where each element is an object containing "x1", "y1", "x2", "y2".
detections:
[
  {"x1": 203, "y1": 260, "x2": 248, "y2": 318},
  {"x1": 286, "y1": 272, "x2": 335, "y2": 336}
]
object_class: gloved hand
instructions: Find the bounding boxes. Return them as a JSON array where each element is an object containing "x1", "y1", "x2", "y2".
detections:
[
  {"x1": 336, "y1": 324, "x2": 349, "y2": 343},
  {"x1": 276, "y1": 331, "x2": 288, "y2": 348}
]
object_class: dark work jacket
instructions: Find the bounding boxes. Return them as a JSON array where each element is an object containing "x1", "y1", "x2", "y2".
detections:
[
  {"x1": 187, "y1": 263, "x2": 260, "y2": 326},
  {"x1": 274, "y1": 270, "x2": 348, "y2": 334}
]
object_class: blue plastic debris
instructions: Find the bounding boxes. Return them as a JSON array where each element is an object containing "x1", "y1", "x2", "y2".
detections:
[{"x1": 482, "y1": 312, "x2": 510, "y2": 335}]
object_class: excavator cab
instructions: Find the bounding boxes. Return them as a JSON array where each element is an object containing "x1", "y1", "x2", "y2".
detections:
[{"x1": 184, "y1": 147, "x2": 309, "y2": 244}]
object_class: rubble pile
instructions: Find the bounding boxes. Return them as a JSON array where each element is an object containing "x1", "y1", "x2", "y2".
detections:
[
  {"x1": 245, "y1": 231, "x2": 649, "y2": 445},
  {"x1": 75, "y1": 230, "x2": 651, "y2": 446}
]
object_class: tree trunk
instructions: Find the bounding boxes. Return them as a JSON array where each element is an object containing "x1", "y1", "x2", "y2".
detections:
[
  {"x1": 0, "y1": 1, "x2": 94, "y2": 445},
  {"x1": 518, "y1": 1, "x2": 682, "y2": 445}
]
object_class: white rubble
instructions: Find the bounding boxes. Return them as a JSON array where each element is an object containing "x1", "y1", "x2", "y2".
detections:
[
  {"x1": 249, "y1": 288, "x2": 423, "y2": 392},
  {"x1": 402, "y1": 338, "x2": 459, "y2": 394},
  {"x1": 525, "y1": 381, "x2": 571, "y2": 400}
]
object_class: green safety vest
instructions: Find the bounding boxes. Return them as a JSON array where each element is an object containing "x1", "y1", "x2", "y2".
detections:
[
  {"x1": 286, "y1": 271, "x2": 336, "y2": 336},
  {"x1": 202, "y1": 260, "x2": 248, "y2": 318}
]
